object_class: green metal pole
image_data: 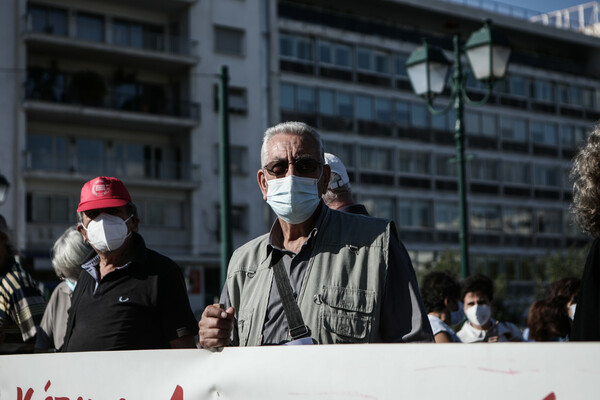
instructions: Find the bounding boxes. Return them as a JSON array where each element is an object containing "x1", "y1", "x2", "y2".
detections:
[
  {"x1": 452, "y1": 35, "x2": 470, "y2": 279},
  {"x1": 218, "y1": 65, "x2": 232, "y2": 289}
]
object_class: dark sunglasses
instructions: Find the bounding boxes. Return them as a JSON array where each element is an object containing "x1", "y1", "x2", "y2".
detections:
[{"x1": 263, "y1": 157, "x2": 322, "y2": 177}]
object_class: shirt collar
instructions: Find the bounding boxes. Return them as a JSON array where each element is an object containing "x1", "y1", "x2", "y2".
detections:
[
  {"x1": 267, "y1": 200, "x2": 327, "y2": 255},
  {"x1": 81, "y1": 233, "x2": 147, "y2": 283}
]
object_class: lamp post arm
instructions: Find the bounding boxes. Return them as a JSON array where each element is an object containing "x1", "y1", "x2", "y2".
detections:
[
  {"x1": 462, "y1": 80, "x2": 494, "y2": 107},
  {"x1": 425, "y1": 94, "x2": 455, "y2": 116}
]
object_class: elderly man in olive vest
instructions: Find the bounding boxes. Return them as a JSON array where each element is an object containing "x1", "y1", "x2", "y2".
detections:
[{"x1": 198, "y1": 121, "x2": 433, "y2": 347}]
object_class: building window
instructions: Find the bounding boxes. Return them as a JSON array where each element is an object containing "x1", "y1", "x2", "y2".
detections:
[
  {"x1": 279, "y1": 83, "x2": 314, "y2": 113},
  {"x1": 77, "y1": 13, "x2": 104, "y2": 43},
  {"x1": 27, "y1": 133, "x2": 69, "y2": 172},
  {"x1": 362, "y1": 197, "x2": 395, "y2": 220},
  {"x1": 319, "y1": 89, "x2": 335, "y2": 116},
  {"x1": 113, "y1": 19, "x2": 164, "y2": 51},
  {"x1": 531, "y1": 79, "x2": 555, "y2": 102},
  {"x1": 435, "y1": 201, "x2": 459, "y2": 230},
  {"x1": 279, "y1": 33, "x2": 312, "y2": 61},
  {"x1": 503, "y1": 161, "x2": 531, "y2": 184},
  {"x1": 76, "y1": 138, "x2": 104, "y2": 174},
  {"x1": 560, "y1": 125, "x2": 587, "y2": 149},
  {"x1": 411, "y1": 103, "x2": 428, "y2": 128},
  {"x1": 319, "y1": 40, "x2": 352, "y2": 68},
  {"x1": 503, "y1": 207, "x2": 532, "y2": 234},
  {"x1": 531, "y1": 122, "x2": 558, "y2": 146},
  {"x1": 215, "y1": 145, "x2": 248, "y2": 175},
  {"x1": 398, "y1": 150, "x2": 430, "y2": 174},
  {"x1": 471, "y1": 204, "x2": 501, "y2": 232},
  {"x1": 395, "y1": 54, "x2": 408, "y2": 78},
  {"x1": 214, "y1": 85, "x2": 248, "y2": 114},
  {"x1": 500, "y1": 117, "x2": 527, "y2": 142},
  {"x1": 470, "y1": 159, "x2": 498, "y2": 181},
  {"x1": 375, "y1": 98, "x2": 392, "y2": 123},
  {"x1": 215, "y1": 26, "x2": 245, "y2": 56},
  {"x1": 216, "y1": 205, "x2": 248, "y2": 233},
  {"x1": 29, "y1": 4, "x2": 67, "y2": 36},
  {"x1": 395, "y1": 101, "x2": 410, "y2": 126},
  {"x1": 360, "y1": 146, "x2": 392, "y2": 170},
  {"x1": 533, "y1": 165, "x2": 561, "y2": 187},
  {"x1": 536, "y1": 209, "x2": 561, "y2": 234},
  {"x1": 322, "y1": 141, "x2": 354, "y2": 167},
  {"x1": 435, "y1": 154, "x2": 457, "y2": 177},
  {"x1": 356, "y1": 95, "x2": 373, "y2": 121},
  {"x1": 139, "y1": 199, "x2": 184, "y2": 228},
  {"x1": 399, "y1": 199, "x2": 430, "y2": 228},
  {"x1": 357, "y1": 48, "x2": 389, "y2": 74},
  {"x1": 27, "y1": 193, "x2": 73, "y2": 223}
]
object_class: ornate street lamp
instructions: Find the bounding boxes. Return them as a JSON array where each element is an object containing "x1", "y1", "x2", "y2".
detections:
[
  {"x1": 405, "y1": 20, "x2": 511, "y2": 278},
  {"x1": 0, "y1": 174, "x2": 10, "y2": 204}
]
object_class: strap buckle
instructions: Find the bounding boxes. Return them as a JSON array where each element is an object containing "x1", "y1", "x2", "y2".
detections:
[{"x1": 289, "y1": 324, "x2": 311, "y2": 340}]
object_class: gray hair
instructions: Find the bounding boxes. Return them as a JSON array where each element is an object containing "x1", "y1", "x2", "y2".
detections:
[
  {"x1": 0, "y1": 214, "x2": 16, "y2": 257},
  {"x1": 571, "y1": 123, "x2": 600, "y2": 237},
  {"x1": 51, "y1": 225, "x2": 91, "y2": 281},
  {"x1": 260, "y1": 122, "x2": 325, "y2": 166}
]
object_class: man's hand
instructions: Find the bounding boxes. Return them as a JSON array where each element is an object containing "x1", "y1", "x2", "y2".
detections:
[{"x1": 198, "y1": 305, "x2": 235, "y2": 349}]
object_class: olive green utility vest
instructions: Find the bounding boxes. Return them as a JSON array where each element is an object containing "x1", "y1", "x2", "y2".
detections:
[{"x1": 226, "y1": 206, "x2": 393, "y2": 345}]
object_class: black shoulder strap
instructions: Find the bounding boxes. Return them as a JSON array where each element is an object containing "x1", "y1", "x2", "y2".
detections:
[{"x1": 271, "y1": 252, "x2": 311, "y2": 341}]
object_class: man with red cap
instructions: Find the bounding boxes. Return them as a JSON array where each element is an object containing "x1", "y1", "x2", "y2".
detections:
[{"x1": 61, "y1": 176, "x2": 197, "y2": 351}]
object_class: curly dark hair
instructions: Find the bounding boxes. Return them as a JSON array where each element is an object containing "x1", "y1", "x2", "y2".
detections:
[
  {"x1": 461, "y1": 274, "x2": 494, "y2": 302},
  {"x1": 527, "y1": 298, "x2": 571, "y2": 341},
  {"x1": 571, "y1": 123, "x2": 600, "y2": 237},
  {"x1": 421, "y1": 271, "x2": 461, "y2": 313}
]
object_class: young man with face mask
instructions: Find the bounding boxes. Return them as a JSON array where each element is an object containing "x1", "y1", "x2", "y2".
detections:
[
  {"x1": 198, "y1": 122, "x2": 433, "y2": 347},
  {"x1": 61, "y1": 176, "x2": 197, "y2": 351},
  {"x1": 456, "y1": 274, "x2": 523, "y2": 343}
]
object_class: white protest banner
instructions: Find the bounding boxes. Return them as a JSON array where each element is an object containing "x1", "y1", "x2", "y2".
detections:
[{"x1": 1, "y1": 343, "x2": 599, "y2": 399}]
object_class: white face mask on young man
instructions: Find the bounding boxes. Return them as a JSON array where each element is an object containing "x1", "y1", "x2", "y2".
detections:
[
  {"x1": 465, "y1": 304, "x2": 492, "y2": 327},
  {"x1": 266, "y1": 175, "x2": 321, "y2": 224},
  {"x1": 83, "y1": 213, "x2": 132, "y2": 252}
]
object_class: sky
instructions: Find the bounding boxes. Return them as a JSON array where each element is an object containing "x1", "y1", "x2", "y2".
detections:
[{"x1": 496, "y1": 0, "x2": 596, "y2": 13}]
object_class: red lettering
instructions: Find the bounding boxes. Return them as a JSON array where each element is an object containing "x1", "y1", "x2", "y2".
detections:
[
  {"x1": 44, "y1": 381, "x2": 51, "y2": 392},
  {"x1": 17, "y1": 388, "x2": 34, "y2": 400},
  {"x1": 170, "y1": 385, "x2": 183, "y2": 400}
]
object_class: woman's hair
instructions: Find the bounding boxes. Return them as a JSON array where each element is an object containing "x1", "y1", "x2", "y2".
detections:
[
  {"x1": 571, "y1": 123, "x2": 600, "y2": 237},
  {"x1": 51, "y1": 225, "x2": 91, "y2": 281},
  {"x1": 461, "y1": 273, "x2": 494, "y2": 302},
  {"x1": 420, "y1": 270, "x2": 461, "y2": 313},
  {"x1": 548, "y1": 277, "x2": 580, "y2": 304},
  {"x1": 527, "y1": 298, "x2": 571, "y2": 341}
]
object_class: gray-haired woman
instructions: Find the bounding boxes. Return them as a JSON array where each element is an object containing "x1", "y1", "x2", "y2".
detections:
[
  {"x1": 35, "y1": 225, "x2": 91, "y2": 351},
  {"x1": 570, "y1": 123, "x2": 600, "y2": 340}
]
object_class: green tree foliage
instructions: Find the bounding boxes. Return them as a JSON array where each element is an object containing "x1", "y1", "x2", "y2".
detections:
[{"x1": 534, "y1": 243, "x2": 590, "y2": 299}]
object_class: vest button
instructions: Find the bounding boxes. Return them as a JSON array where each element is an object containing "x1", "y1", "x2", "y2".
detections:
[{"x1": 313, "y1": 294, "x2": 322, "y2": 304}]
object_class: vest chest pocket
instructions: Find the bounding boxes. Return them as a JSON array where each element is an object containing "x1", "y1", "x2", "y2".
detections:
[{"x1": 319, "y1": 286, "x2": 375, "y2": 343}]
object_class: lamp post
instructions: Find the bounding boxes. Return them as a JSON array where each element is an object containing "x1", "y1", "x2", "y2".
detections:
[
  {"x1": 0, "y1": 174, "x2": 9, "y2": 205},
  {"x1": 405, "y1": 20, "x2": 511, "y2": 278}
]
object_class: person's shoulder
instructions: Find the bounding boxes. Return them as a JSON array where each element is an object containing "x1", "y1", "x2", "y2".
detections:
[{"x1": 230, "y1": 233, "x2": 270, "y2": 261}]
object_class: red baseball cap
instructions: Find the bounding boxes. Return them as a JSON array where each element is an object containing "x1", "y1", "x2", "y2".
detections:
[{"x1": 77, "y1": 176, "x2": 132, "y2": 212}]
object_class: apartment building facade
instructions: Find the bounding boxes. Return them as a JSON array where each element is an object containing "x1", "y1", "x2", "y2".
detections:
[{"x1": 0, "y1": 0, "x2": 598, "y2": 311}]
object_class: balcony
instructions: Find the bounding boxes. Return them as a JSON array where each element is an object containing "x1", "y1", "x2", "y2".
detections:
[
  {"x1": 23, "y1": 152, "x2": 201, "y2": 186},
  {"x1": 23, "y1": 13, "x2": 198, "y2": 71},
  {"x1": 23, "y1": 69, "x2": 199, "y2": 132}
]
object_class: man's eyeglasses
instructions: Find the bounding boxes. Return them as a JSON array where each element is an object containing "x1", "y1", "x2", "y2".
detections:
[{"x1": 263, "y1": 158, "x2": 322, "y2": 177}]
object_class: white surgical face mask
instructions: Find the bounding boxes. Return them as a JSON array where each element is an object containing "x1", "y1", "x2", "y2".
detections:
[
  {"x1": 64, "y1": 278, "x2": 77, "y2": 292},
  {"x1": 450, "y1": 301, "x2": 465, "y2": 325},
  {"x1": 465, "y1": 304, "x2": 492, "y2": 327},
  {"x1": 266, "y1": 174, "x2": 321, "y2": 224},
  {"x1": 83, "y1": 213, "x2": 132, "y2": 253}
]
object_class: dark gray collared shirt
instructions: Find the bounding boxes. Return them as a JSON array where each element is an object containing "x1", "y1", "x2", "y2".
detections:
[{"x1": 221, "y1": 203, "x2": 434, "y2": 344}]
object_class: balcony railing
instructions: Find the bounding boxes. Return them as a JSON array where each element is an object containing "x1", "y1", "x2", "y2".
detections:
[
  {"x1": 23, "y1": 12, "x2": 195, "y2": 57},
  {"x1": 24, "y1": 152, "x2": 201, "y2": 183},
  {"x1": 24, "y1": 73, "x2": 200, "y2": 120}
]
